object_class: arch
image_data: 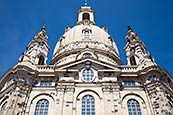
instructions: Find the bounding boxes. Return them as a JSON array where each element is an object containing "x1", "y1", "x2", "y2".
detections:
[
  {"x1": 83, "y1": 13, "x2": 90, "y2": 20},
  {"x1": 76, "y1": 90, "x2": 102, "y2": 100},
  {"x1": 130, "y1": 56, "x2": 137, "y2": 65},
  {"x1": 75, "y1": 90, "x2": 103, "y2": 115},
  {"x1": 76, "y1": 51, "x2": 98, "y2": 60},
  {"x1": 0, "y1": 96, "x2": 9, "y2": 106},
  {"x1": 30, "y1": 93, "x2": 55, "y2": 104},
  {"x1": 121, "y1": 93, "x2": 150, "y2": 115},
  {"x1": 34, "y1": 99, "x2": 49, "y2": 115},
  {"x1": 29, "y1": 93, "x2": 56, "y2": 115},
  {"x1": 122, "y1": 93, "x2": 145, "y2": 103},
  {"x1": 82, "y1": 53, "x2": 92, "y2": 58},
  {"x1": 0, "y1": 101, "x2": 7, "y2": 115},
  {"x1": 127, "y1": 99, "x2": 142, "y2": 115},
  {"x1": 38, "y1": 55, "x2": 45, "y2": 65},
  {"x1": 81, "y1": 95, "x2": 95, "y2": 115}
]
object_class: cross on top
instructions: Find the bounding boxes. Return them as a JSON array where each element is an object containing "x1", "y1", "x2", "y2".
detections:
[{"x1": 84, "y1": 0, "x2": 88, "y2": 6}]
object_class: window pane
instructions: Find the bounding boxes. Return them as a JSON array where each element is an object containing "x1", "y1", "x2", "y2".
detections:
[
  {"x1": 84, "y1": 31, "x2": 90, "y2": 39},
  {"x1": 82, "y1": 95, "x2": 95, "y2": 115},
  {"x1": 34, "y1": 99, "x2": 49, "y2": 115},
  {"x1": 82, "y1": 69, "x2": 94, "y2": 82},
  {"x1": 127, "y1": 99, "x2": 142, "y2": 115},
  {"x1": 40, "y1": 81, "x2": 52, "y2": 86},
  {"x1": 124, "y1": 81, "x2": 135, "y2": 86}
]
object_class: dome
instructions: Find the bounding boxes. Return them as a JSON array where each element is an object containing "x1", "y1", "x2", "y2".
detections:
[{"x1": 51, "y1": 6, "x2": 121, "y2": 65}]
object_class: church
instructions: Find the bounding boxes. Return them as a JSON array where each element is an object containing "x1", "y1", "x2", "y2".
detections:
[{"x1": 0, "y1": 4, "x2": 173, "y2": 115}]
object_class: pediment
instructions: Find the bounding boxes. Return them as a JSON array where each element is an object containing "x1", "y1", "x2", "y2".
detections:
[{"x1": 55, "y1": 58, "x2": 121, "y2": 72}]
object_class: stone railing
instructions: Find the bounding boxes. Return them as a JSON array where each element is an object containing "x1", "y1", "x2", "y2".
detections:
[
  {"x1": 37, "y1": 65, "x2": 55, "y2": 72},
  {"x1": 120, "y1": 66, "x2": 138, "y2": 73}
]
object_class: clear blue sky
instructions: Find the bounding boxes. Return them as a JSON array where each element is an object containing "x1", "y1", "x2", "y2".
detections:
[{"x1": 0, "y1": 0, "x2": 173, "y2": 77}]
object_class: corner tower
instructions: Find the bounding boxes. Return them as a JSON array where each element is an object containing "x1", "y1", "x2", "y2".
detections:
[
  {"x1": 124, "y1": 25, "x2": 156, "y2": 67},
  {"x1": 19, "y1": 25, "x2": 50, "y2": 65}
]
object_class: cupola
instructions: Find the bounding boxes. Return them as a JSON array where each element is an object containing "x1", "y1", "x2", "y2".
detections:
[
  {"x1": 77, "y1": 6, "x2": 95, "y2": 25},
  {"x1": 51, "y1": 5, "x2": 122, "y2": 66}
]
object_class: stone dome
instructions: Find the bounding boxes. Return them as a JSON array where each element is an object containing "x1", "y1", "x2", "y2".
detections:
[{"x1": 51, "y1": 6, "x2": 121, "y2": 65}]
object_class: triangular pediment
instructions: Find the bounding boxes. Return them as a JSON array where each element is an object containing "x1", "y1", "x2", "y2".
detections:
[{"x1": 55, "y1": 58, "x2": 120, "y2": 72}]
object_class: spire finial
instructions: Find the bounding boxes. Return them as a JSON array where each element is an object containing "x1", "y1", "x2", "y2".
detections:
[
  {"x1": 84, "y1": 0, "x2": 88, "y2": 6},
  {"x1": 34, "y1": 24, "x2": 48, "y2": 40},
  {"x1": 42, "y1": 24, "x2": 46, "y2": 30},
  {"x1": 128, "y1": 25, "x2": 133, "y2": 32}
]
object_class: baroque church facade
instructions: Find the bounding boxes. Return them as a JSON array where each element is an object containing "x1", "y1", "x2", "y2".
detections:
[{"x1": 0, "y1": 5, "x2": 173, "y2": 115}]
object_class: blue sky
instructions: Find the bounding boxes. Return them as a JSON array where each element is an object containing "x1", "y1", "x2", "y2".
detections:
[{"x1": 0, "y1": 0, "x2": 173, "y2": 77}]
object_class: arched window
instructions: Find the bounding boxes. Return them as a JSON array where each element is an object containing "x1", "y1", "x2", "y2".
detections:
[
  {"x1": 130, "y1": 56, "x2": 137, "y2": 65},
  {"x1": 83, "y1": 31, "x2": 90, "y2": 39},
  {"x1": 0, "y1": 102, "x2": 7, "y2": 115},
  {"x1": 38, "y1": 55, "x2": 45, "y2": 65},
  {"x1": 83, "y1": 13, "x2": 90, "y2": 20},
  {"x1": 82, "y1": 95, "x2": 95, "y2": 115},
  {"x1": 82, "y1": 69, "x2": 94, "y2": 82},
  {"x1": 127, "y1": 99, "x2": 142, "y2": 115},
  {"x1": 34, "y1": 99, "x2": 49, "y2": 115}
]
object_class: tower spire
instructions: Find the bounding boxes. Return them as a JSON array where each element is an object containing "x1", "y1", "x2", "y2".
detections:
[{"x1": 124, "y1": 25, "x2": 156, "y2": 66}]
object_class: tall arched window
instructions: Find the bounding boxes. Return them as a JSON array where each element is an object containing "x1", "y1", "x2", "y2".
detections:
[
  {"x1": 82, "y1": 95, "x2": 95, "y2": 115},
  {"x1": 34, "y1": 99, "x2": 49, "y2": 115},
  {"x1": 38, "y1": 55, "x2": 45, "y2": 65},
  {"x1": 0, "y1": 102, "x2": 7, "y2": 115},
  {"x1": 127, "y1": 99, "x2": 142, "y2": 115},
  {"x1": 130, "y1": 56, "x2": 137, "y2": 65},
  {"x1": 82, "y1": 69, "x2": 94, "y2": 82}
]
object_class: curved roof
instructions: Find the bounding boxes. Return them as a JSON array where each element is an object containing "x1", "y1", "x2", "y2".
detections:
[
  {"x1": 52, "y1": 6, "x2": 120, "y2": 63},
  {"x1": 53, "y1": 24, "x2": 119, "y2": 58}
]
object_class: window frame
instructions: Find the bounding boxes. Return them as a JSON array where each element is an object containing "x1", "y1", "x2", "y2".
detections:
[
  {"x1": 82, "y1": 68, "x2": 95, "y2": 82},
  {"x1": 40, "y1": 81, "x2": 53, "y2": 87},
  {"x1": 81, "y1": 95, "x2": 95, "y2": 115},
  {"x1": 83, "y1": 30, "x2": 90, "y2": 39},
  {"x1": 34, "y1": 99, "x2": 49, "y2": 115},
  {"x1": 127, "y1": 99, "x2": 142, "y2": 115},
  {"x1": 123, "y1": 81, "x2": 136, "y2": 86}
]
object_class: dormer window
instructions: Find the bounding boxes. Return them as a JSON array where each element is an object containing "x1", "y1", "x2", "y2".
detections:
[
  {"x1": 83, "y1": 13, "x2": 90, "y2": 20},
  {"x1": 83, "y1": 30, "x2": 90, "y2": 39}
]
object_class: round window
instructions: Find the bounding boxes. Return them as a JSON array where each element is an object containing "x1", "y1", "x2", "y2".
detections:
[{"x1": 82, "y1": 69, "x2": 94, "y2": 82}]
